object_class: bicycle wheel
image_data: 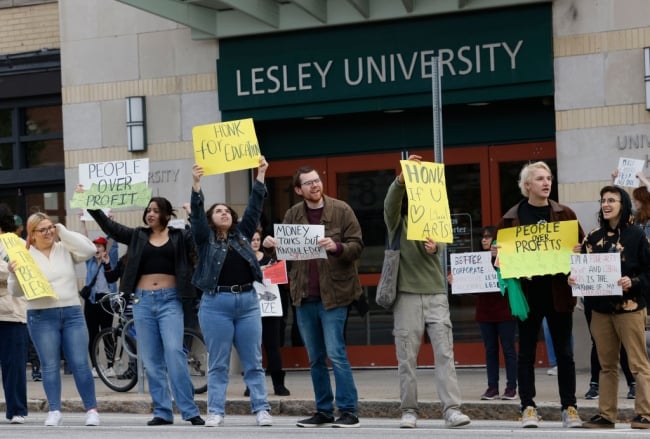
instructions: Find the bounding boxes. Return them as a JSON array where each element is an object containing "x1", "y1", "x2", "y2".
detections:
[
  {"x1": 92, "y1": 327, "x2": 138, "y2": 392},
  {"x1": 184, "y1": 328, "x2": 207, "y2": 394},
  {"x1": 121, "y1": 319, "x2": 137, "y2": 358}
]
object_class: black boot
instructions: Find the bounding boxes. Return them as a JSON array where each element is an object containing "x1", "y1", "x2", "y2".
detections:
[{"x1": 271, "y1": 371, "x2": 290, "y2": 396}]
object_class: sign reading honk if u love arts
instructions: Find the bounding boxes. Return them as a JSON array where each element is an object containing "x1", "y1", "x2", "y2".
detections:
[{"x1": 399, "y1": 160, "x2": 453, "y2": 243}]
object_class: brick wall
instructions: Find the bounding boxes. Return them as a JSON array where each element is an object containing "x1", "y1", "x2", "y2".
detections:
[{"x1": 0, "y1": 1, "x2": 59, "y2": 54}]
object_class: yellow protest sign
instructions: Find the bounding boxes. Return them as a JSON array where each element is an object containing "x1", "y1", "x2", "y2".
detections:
[
  {"x1": 192, "y1": 118, "x2": 261, "y2": 175},
  {"x1": 496, "y1": 220, "x2": 578, "y2": 279},
  {"x1": 400, "y1": 160, "x2": 453, "y2": 243},
  {"x1": 0, "y1": 233, "x2": 57, "y2": 300}
]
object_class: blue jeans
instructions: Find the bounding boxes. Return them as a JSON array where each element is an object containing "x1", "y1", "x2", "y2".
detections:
[
  {"x1": 132, "y1": 288, "x2": 199, "y2": 421},
  {"x1": 478, "y1": 320, "x2": 517, "y2": 390},
  {"x1": 198, "y1": 289, "x2": 270, "y2": 415},
  {"x1": 27, "y1": 306, "x2": 97, "y2": 411},
  {"x1": 0, "y1": 322, "x2": 28, "y2": 419},
  {"x1": 296, "y1": 301, "x2": 358, "y2": 416}
]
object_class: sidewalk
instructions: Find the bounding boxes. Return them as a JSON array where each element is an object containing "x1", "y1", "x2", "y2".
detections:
[{"x1": 19, "y1": 367, "x2": 637, "y2": 422}]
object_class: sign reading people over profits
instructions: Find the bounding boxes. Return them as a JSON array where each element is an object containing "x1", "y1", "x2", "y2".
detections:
[
  {"x1": 192, "y1": 118, "x2": 261, "y2": 175},
  {"x1": 71, "y1": 159, "x2": 152, "y2": 209},
  {"x1": 570, "y1": 253, "x2": 622, "y2": 297},
  {"x1": 273, "y1": 224, "x2": 327, "y2": 260},
  {"x1": 399, "y1": 160, "x2": 452, "y2": 243},
  {"x1": 0, "y1": 233, "x2": 57, "y2": 300},
  {"x1": 450, "y1": 251, "x2": 500, "y2": 294},
  {"x1": 497, "y1": 220, "x2": 578, "y2": 279}
]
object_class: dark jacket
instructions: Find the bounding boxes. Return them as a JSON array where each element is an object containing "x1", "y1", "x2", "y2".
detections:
[
  {"x1": 189, "y1": 181, "x2": 265, "y2": 293},
  {"x1": 582, "y1": 224, "x2": 650, "y2": 314},
  {"x1": 497, "y1": 199, "x2": 585, "y2": 313},
  {"x1": 282, "y1": 195, "x2": 364, "y2": 310},
  {"x1": 87, "y1": 209, "x2": 197, "y2": 299}
]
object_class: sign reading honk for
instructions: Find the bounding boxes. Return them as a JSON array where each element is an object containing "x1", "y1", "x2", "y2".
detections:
[{"x1": 400, "y1": 160, "x2": 453, "y2": 243}]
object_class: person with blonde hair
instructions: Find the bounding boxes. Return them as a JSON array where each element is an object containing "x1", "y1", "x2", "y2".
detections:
[{"x1": 8, "y1": 212, "x2": 100, "y2": 426}]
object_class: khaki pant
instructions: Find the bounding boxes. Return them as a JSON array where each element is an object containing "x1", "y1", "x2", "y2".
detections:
[
  {"x1": 393, "y1": 292, "x2": 463, "y2": 416},
  {"x1": 591, "y1": 309, "x2": 650, "y2": 422}
]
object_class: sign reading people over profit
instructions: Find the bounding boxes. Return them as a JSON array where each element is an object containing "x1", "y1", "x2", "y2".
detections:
[
  {"x1": 569, "y1": 253, "x2": 622, "y2": 297},
  {"x1": 496, "y1": 220, "x2": 578, "y2": 279},
  {"x1": 0, "y1": 233, "x2": 57, "y2": 300},
  {"x1": 273, "y1": 224, "x2": 327, "y2": 260},
  {"x1": 449, "y1": 251, "x2": 500, "y2": 294},
  {"x1": 71, "y1": 159, "x2": 151, "y2": 209},
  {"x1": 399, "y1": 160, "x2": 452, "y2": 243},
  {"x1": 192, "y1": 118, "x2": 261, "y2": 175}
]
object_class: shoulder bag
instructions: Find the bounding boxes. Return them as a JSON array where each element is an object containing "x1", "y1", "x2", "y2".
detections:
[{"x1": 375, "y1": 222, "x2": 401, "y2": 310}]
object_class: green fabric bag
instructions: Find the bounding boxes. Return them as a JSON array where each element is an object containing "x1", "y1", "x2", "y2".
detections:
[{"x1": 496, "y1": 267, "x2": 529, "y2": 321}]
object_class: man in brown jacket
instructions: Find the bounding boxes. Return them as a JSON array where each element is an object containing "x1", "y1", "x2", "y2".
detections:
[
  {"x1": 264, "y1": 165, "x2": 364, "y2": 428},
  {"x1": 496, "y1": 161, "x2": 584, "y2": 429}
]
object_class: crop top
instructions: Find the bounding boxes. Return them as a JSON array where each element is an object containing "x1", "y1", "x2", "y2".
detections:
[{"x1": 139, "y1": 239, "x2": 175, "y2": 276}]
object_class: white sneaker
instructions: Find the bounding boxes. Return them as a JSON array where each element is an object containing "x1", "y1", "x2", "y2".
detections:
[
  {"x1": 444, "y1": 410, "x2": 470, "y2": 428},
  {"x1": 85, "y1": 410, "x2": 101, "y2": 426},
  {"x1": 561, "y1": 406, "x2": 582, "y2": 428},
  {"x1": 91, "y1": 368, "x2": 98, "y2": 378},
  {"x1": 10, "y1": 415, "x2": 25, "y2": 424},
  {"x1": 547, "y1": 366, "x2": 558, "y2": 376},
  {"x1": 44, "y1": 410, "x2": 62, "y2": 426},
  {"x1": 400, "y1": 412, "x2": 417, "y2": 428},
  {"x1": 103, "y1": 367, "x2": 116, "y2": 378},
  {"x1": 521, "y1": 406, "x2": 541, "y2": 428},
  {"x1": 256, "y1": 410, "x2": 273, "y2": 427},
  {"x1": 205, "y1": 414, "x2": 224, "y2": 427}
]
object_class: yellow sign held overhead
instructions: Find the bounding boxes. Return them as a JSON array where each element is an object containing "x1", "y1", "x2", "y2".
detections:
[
  {"x1": 192, "y1": 118, "x2": 261, "y2": 175},
  {"x1": 0, "y1": 233, "x2": 57, "y2": 300}
]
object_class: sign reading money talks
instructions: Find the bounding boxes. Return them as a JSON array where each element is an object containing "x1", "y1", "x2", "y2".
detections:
[
  {"x1": 496, "y1": 220, "x2": 578, "y2": 279},
  {"x1": 399, "y1": 160, "x2": 452, "y2": 243},
  {"x1": 273, "y1": 224, "x2": 327, "y2": 260},
  {"x1": 71, "y1": 159, "x2": 151, "y2": 209},
  {"x1": 0, "y1": 233, "x2": 57, "y2": 300},
  {"x1": 192, "y1": 118, "x2": 261, "y2": 175}
]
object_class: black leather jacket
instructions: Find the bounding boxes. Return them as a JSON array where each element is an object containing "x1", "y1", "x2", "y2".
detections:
[{"x1": 87, "y1": 209, "x2": 196, "y2": 298}]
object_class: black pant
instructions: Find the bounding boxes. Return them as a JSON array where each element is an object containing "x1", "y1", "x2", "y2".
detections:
[
  {"x1": 262, "y1": 316, "x2": 284, "y2": 373},
  {"x1": 84, "y1": 297, "x2": 114, "y2": 365},
  {"x1": 517, "y1": 280, "x2": 577, "y2": 411}
]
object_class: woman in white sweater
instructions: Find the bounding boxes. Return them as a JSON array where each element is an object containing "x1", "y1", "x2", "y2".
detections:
[{"x1": 8, "y1": 212, "x2": 99, "y2": 427}]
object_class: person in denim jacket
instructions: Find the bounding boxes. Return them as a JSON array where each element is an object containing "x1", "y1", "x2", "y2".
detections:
[{"x1": 190, "y1": 157, "x2": 273, "y2": 428}]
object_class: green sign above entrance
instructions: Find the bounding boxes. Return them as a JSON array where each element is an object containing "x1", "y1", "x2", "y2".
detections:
[{"x1": 217, "y1": 4, "x2": 552, "y2": 120}]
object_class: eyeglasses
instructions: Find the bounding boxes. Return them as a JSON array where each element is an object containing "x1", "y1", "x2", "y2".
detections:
[
  {"x1": 300, "y1": 178, "x2": 321, "y2": 187},
  {"x1": 34, "y1": 225, "x2": 55, "y2": 235},
  {"x1": 600, "y1": 198, "x2": 621, "y2": 205}
]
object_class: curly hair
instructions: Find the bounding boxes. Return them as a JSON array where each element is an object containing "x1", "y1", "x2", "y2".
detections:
[{"x1": 632, "y1": 186, "x2": 650, "y2": 226}]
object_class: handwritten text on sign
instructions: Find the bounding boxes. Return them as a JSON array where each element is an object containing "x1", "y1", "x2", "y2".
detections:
[
  {"x1": 192, "y1": 118, "x2": 261, "y2": 175},
  {"x1": 0, "y1": 234, "x2": 57, "y2": 300},
  {"x1": 273, "y1": 224, "x2": 327, "y2": 260},
  {"x1": 614, "y1": 157, "x2": 644, "y2": 187},
  {"x1": 254, "y1": 281, "x2": 283, "y2": 317},
  {"x1": 570, "y1": 253, "x2": 622, "y2": 297},
  {"x1": 450, "y1": 251, "x2": 500, "y2": 294},
  {"x1": 497, "y1": 220, "x2": 578, "y2": 279},
  {"x1": 400, "y1": 160, "x2": 452, "y2": 243},
  {"x1": 71, "y1": 159, "x2": 152, "y2": 209}
]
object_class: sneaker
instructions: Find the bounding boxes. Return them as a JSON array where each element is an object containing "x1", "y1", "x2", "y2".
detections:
[
  {"x1": 256, "y1": 410, "x2": 273, "y2": 427},
  {"x1": 444, "y1": 409, "x2": 470, "y2": 428},
  {"x1": 628, "y1": 383, "x2": 636, "y2": 399},
  {"x1": 631, "y1": 414, "x2": 650, "y2": 429},
  {"x1": 480, "y1": 387, "x2": 499, "y2": 400},
  {"x1": 547, "y1": 366, "x2": 557, "y2": 376},
  {"x1": 561, "y1": 406, "x2": 582, "y2": 428},
  {"x1": 584, "y1": 383, "x2": 599, "y2": 399},
  {"x1": 520, "y1": 406, "x2": 540, "y2": 428},
  {"x1": 102, "y1": 367, "x2": 116, "y2": 378},
  {"x1": 296, "y1": 412, "x2": 334, "y2": 428},
  {"x1": 332, "y1": 412, "x2": 360, "y2": 428},
  {"x1": 205, "y1": 414, "x2": 224, "y2": 427},
  {"x1": 501, "y1": 387, "x2": 517, "y2": 400},
  {"x1": 400, "y1": 412, "x2": 417, "y2": 428},
  {"x1": 44, "y1": 410, "x2": 62, "y2": 426},
  {"x1": 10, "y1": 415, "x2": 25, "y2": 424},
  {"x1": 147, "y1": 417, "x2": 173, "y2": 426},
  {"x1": 583, "y1": 414, "x2": 615, "y2": 429},
  {"x1": 32, "y1": 372, "x2": 42, "y2": 382},
  {"x1": 85, "y1": 409, "x2": 100, "y2": 426},
  {"x1": 91, "y1": 368, "x2": 98, "y2": 378},
  {"x1": 187, "y1": 416, "x2": 205, "y2": 425}
]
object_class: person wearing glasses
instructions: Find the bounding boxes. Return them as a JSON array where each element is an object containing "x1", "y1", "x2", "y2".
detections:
[
  {"x1": 7, "y1": 212, "x2": 100, "y2": 426},
  {"x1": 571, "y1": 186, "x2": 650, "y2": 429},
  {"x1": 263, "y1": 166, "x2": 364, "y2": 428},
  {"x1": 496, "y1": 161, "x2": 584, "y2": 428},
  {"x1": 190, "y1": 158, "x2": 273, "y2": 428}
]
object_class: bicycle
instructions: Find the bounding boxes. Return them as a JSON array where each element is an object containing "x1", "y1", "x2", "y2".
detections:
[{"x1": 91, "y1": 292, "x2": 208, "y2": 393}]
